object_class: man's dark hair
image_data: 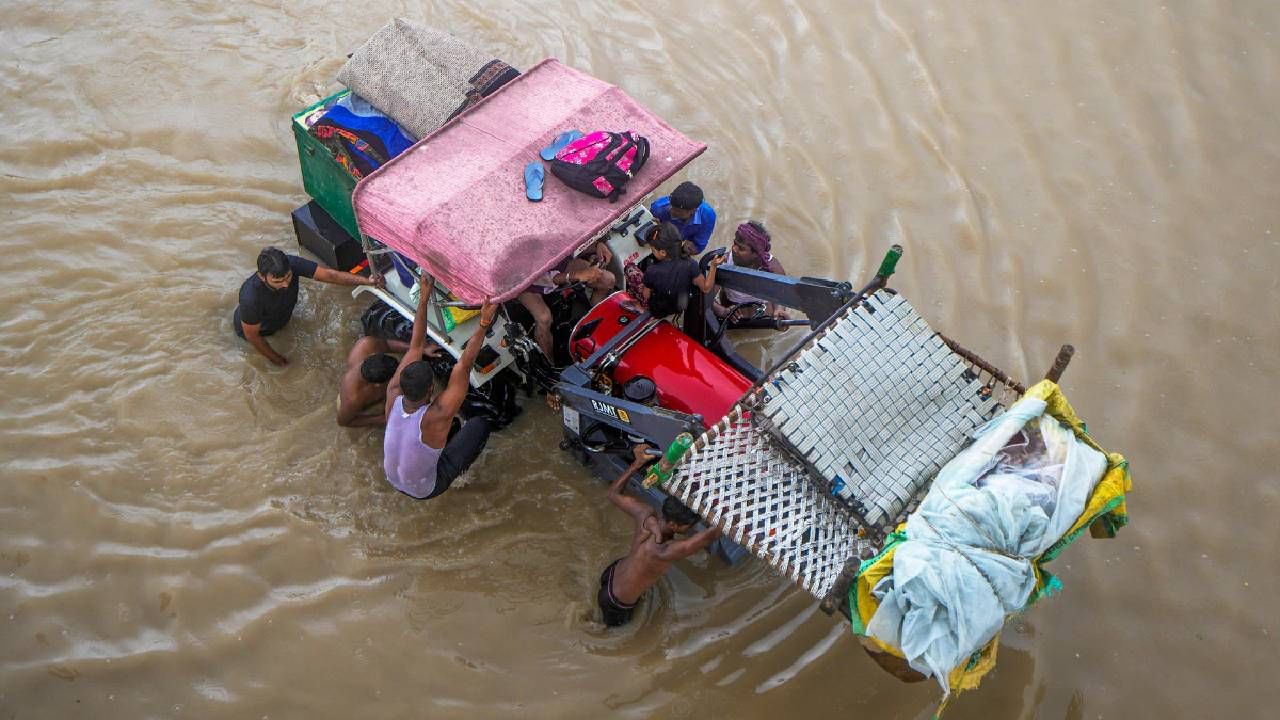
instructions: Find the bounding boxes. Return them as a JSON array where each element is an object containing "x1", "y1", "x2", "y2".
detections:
[
  {"x1": 257, "y1": 247, "x2": 290, "y2": 278},
  {"x1": 670, "y1": 181, "x2": 704, "y2": 211},
  {"x1": 650, "y1": 222, "x2": 688, "y2": 259},
  {"x1": 359, "y1": 353, "x2": 399, "y2": 384},
  {"x1": 662, "y1": 496, "x2": 700, "y2": 527},
  {"x1": 399, "y1": 360, "x2": 436, "y2": 402}
]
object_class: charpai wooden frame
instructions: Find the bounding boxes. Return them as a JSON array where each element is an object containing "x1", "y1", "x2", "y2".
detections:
[{"x1": 659, "y1": 246, "x2": 1076, "y2": 619}]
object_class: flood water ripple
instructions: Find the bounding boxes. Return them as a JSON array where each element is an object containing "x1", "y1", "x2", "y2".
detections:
[{"x1": 2, "y1": 1, "x2": 1279, "y2": 718}]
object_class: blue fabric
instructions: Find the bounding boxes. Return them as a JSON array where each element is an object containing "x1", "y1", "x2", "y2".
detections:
[
  {"x1": 320, "y1": 104, "x2": 415, "y2": 160},
  {"x1": 336, "y1": 93, "x2": 386, "y2": 119},
  {"x1": 388, "y1": 252, "x2": 419, "y2": 287},
  {"x1": 650, "y1": 196, "x2": 717, "y2": 254}
]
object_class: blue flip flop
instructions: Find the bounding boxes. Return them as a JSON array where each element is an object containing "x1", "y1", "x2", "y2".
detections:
[
  {"x1": 524, "y1": 161, "x2": 545, "y2": 202},
  {"x1": 539, "y1": 129, "x2": 583, "y2": 161}
]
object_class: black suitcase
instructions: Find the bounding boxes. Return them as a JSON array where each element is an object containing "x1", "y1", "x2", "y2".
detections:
[{"x1": 291, "y1": 201, "x2": 365, "y2": 270}]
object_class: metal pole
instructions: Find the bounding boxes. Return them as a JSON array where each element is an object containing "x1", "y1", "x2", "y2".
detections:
[
  {"x1": 937, "y1": 334, "x2": 1028, "y2": 396},
  {"x1": 1044, "y1": 344, "x2": 1075, "y2": 383},
  {"x1": 358, "y1": 231, "x2": 383, "y2": 285}
]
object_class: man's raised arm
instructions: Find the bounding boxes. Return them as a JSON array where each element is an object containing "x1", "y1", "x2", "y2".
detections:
[
  {"x1": 693, "y1": 253, "x2": 725, "y2": 293},
  {"x1": 430, "y1": 300, "x2": 496, "y2": 418},
  {"x1": 658, "y1": 525, "x2": 723, "y2": 562},
  {"x1": 385, "y1": 275, "x2": 433, "y2": 419},
  {"x1": 608, "y1": 444, "x2": 657, "y2": 521}
]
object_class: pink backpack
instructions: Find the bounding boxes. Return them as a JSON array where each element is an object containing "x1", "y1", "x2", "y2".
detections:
[{"x1": 550, "y1": 130, "x2": 650, "y2": 202}]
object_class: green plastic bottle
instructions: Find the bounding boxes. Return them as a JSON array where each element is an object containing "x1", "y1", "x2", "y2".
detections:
[
  {"x1": 643, "y1": 432, "x2": 694, "y2": 488},
  {"x1": 876, "y1": 244, "x2": 904, "y2": 279}
]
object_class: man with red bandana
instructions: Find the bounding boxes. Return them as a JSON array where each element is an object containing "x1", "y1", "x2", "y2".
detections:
[{"x1": 713, "y1": 221, "x2": 789, "y2": 319}]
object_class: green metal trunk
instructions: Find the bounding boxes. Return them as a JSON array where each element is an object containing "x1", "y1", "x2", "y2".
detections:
[{"x1": 291, "y1": 91, "x2": 361, "y2": 240}]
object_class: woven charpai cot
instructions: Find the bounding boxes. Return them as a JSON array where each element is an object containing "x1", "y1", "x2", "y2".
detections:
[
  {"x1": 665, "y1": 417, "x2": 872, "y2": 599},
  {"x1": 666, "y1": 291, "x2": 1004, "y2": 600},
  {"x1": 757, "y1": 291, "x2": 1001, "y2": 528}
]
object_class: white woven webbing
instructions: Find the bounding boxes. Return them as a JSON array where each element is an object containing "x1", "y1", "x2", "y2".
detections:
[
  {"x1": 666, "y1": 418, "x2": 871, "y2": 599},
  {"x1": 758, "y1": 292, "x2": 1001, "y2": 528},
  {"x1": 665, "y1": 291, "x2": 1006, "y2": 601}
]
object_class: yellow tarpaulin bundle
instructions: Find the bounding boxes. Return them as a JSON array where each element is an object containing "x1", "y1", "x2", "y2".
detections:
[
  {"x1": 848, "y1": 380, "x2": 1132, "y2": 700},
  {"x1": 408, "y1": 282, "x2": 481, "y2": 332}
]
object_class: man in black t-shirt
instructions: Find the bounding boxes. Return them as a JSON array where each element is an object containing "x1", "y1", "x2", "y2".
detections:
[{"x1": 233, "y1": 246, "x2": 382, "y2": 366}]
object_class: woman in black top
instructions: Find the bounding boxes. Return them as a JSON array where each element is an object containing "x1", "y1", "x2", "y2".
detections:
[{"x1": 641, "y1": 223, "x2": 724, "y2": 317}]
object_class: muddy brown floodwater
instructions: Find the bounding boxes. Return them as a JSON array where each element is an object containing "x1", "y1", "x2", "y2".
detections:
[{"x1": 2, "y1": 1, "x2": 1278, "y2": 718}]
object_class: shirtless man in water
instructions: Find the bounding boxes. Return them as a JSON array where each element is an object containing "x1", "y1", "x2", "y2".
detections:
[
  {"x1": 598, "y1": 445, "x2": 722, "y2": 626},
  {"x1": 336, "y1": 336, "x2": 440, "y2": 427}
]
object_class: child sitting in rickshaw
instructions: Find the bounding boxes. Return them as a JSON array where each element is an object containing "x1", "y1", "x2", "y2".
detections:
[{"x1": 638, "y1": 223, "x2": 724, "y2": 317}]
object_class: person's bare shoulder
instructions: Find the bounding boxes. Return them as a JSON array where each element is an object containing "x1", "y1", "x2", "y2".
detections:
[
  {"x1": 337, "y1": 362, "x2": 361, "y2": 397},
  {"x1": 346, "y1": 336, "x2": 383, "y2": 365},
  {"x1": 630, "y1": 514, "x2": 659, "y2": 545}
]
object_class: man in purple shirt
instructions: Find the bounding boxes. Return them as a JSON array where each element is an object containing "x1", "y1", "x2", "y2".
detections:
[{"x1": 383, "y1": 274, "x2": 496, "y2": 499}]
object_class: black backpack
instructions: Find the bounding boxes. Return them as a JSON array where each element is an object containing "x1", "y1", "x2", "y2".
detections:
[{"x1": 549, "y1": 130, "x2": 650, "y2": 202}]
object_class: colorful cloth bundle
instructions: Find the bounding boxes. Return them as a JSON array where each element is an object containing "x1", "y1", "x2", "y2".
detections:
[
  {"x1": 310, "y1": 96, "x2": 415, "y2": 180},
  {"x1": 848, "y1": 380, "x2": 1132, "y2": 707}
]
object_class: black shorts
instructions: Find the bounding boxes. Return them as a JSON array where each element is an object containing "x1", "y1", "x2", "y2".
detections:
[
  {"x1": 597, "y1": 559, "x2": 638, "y2": 627},
  {"x1": 397, "y1": 417, "x2": 492, "y2": 501}
]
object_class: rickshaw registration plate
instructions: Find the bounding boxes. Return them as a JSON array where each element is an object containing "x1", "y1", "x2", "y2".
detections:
[{"x1": 562, "y1": 406, "x2": 580, "y2": 434}]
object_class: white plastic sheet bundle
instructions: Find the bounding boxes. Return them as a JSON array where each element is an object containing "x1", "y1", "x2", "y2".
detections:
[{"x1": 865, "y1": 395, "x2": 1108, "y2": 694}]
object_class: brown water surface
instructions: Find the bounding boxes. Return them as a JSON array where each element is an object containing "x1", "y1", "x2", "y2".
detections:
[{"x1": 2, "y1": 1, "x2": 1278, "y2": 717}]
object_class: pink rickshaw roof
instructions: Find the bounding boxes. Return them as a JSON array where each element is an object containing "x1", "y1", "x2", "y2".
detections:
[{"x1": 352, "y1": 58, "x2": 707, "y2": 303}]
